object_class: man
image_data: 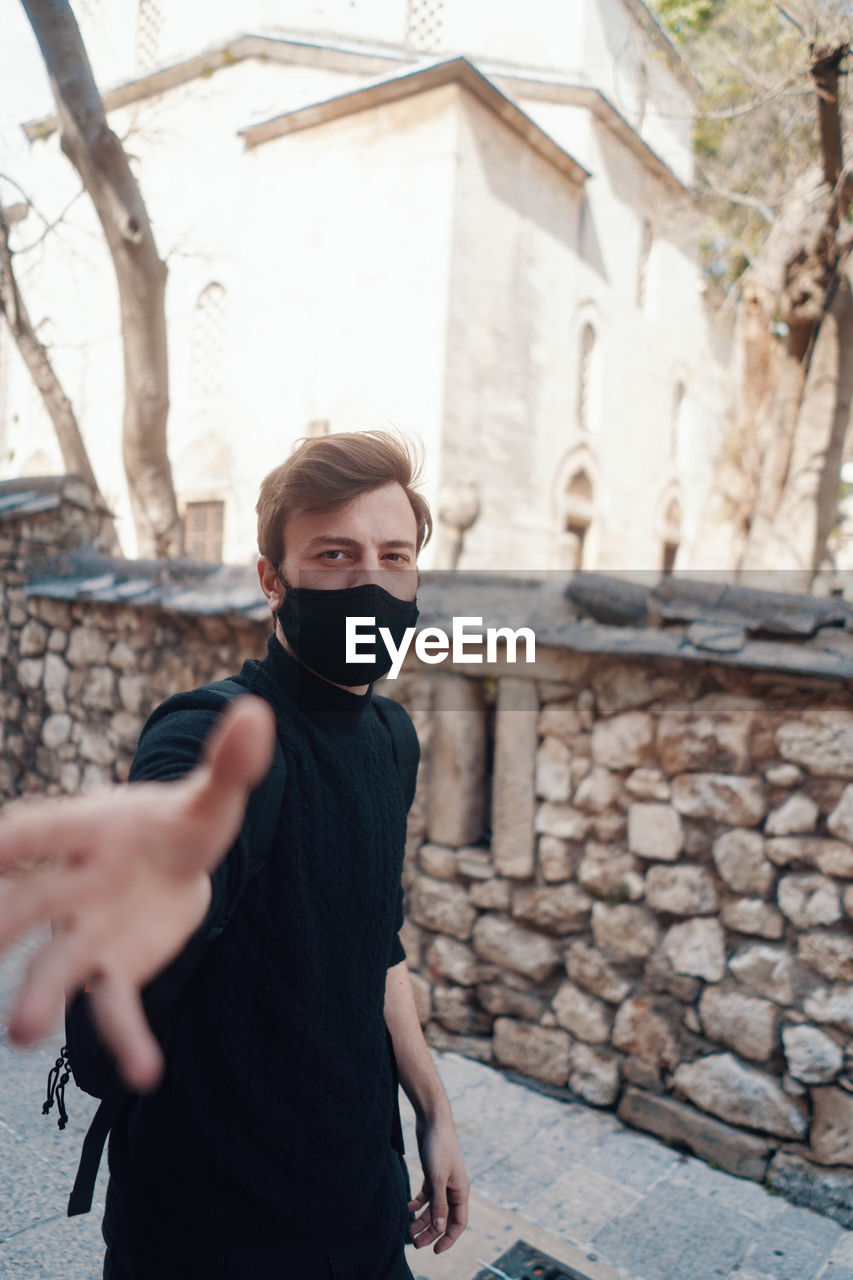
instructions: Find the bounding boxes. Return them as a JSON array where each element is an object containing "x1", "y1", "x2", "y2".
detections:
[{"x1": 0, "y1": 431, "x2": 469, "y2": 1279}]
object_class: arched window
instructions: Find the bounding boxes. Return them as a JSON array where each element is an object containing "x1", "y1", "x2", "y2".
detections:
[
  {"x1": 190, "y1": 283, "x2": 227, "y2": 419},
  {"x1": 561, "y1": 469, "x2": 594, "y2": 569},
  {"x1": 662, "y1": 498, "x2": 682, "y2": 575},
  {"x1": 136, "y1": 0, "x2": 163, "y2": 72},
  {"x1": 405, "y1": 0, "x2": 446, "y2": 52},
  {"x1": 637, "y1": 221, "x2": 654, "y2": 310},
  {"x1": 577, "y1": 323, "x2": 597, "y2": 432}
]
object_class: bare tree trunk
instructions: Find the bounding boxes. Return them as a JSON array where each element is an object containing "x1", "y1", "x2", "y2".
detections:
[
  {"x1": 0, "y1": 206, "x2": 95, "y2": 487},
  {"x1": 21, "y1": 0, "x2": 183, "y2": 558},
  {"x1": 717, "y1": 43, "x2": 853, "y2": 589}
]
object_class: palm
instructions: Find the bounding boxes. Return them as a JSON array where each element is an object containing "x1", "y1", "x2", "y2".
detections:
[{"x1": 0, "y1": 696, "x2": 275, "y2": 1090}]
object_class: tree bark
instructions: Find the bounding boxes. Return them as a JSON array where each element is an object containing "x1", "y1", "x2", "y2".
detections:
[
  {"x1": 0, "y1": 205, "x2": 96, "y2": 488},
  {"x1": 21, "y1": 0, "x2": 183, "y2": 558}
]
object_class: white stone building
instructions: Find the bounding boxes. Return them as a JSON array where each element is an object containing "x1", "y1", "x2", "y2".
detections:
[{"x1": 0, "y1": 0, "x2": 729, "y2": 571}]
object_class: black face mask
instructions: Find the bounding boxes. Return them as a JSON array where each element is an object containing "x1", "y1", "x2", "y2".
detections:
[{"x1": 276, "y1": 579, "x2": 419, "y2": 686}]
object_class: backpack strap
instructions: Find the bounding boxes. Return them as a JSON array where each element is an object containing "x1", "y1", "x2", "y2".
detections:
[
  {"x1": 373, "y1": 696, "x2": 420, "y2": 812},
  {"x1": 65, "y1": 680, "x2": 286, "y2": 1217}
]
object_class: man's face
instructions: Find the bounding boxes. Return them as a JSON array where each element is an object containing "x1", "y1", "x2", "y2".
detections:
[{"x1": 260, "y1": 481, "x2": 419, "y2": 608}]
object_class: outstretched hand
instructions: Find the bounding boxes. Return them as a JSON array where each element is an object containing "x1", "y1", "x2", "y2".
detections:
[{"x1": 0, "y1": 695, "x2": 275, "y2": 1091}]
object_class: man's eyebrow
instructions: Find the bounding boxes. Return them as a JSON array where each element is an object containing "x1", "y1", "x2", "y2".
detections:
[{"x1": 303, "y1": 535, "x2": 416, "y2": 552}]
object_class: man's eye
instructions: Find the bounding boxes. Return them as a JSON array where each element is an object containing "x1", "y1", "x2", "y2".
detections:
[
  {"x1": 384, "y1": 553, "x2": 408, "y2": 564},
  {"x1": 319, "y1": 550, "x2": 347, "y2": 561}
]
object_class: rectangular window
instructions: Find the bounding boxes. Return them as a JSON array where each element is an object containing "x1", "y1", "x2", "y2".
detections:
[{"x1": 184, "y1": 499, "x2": 224, "y2": 563}]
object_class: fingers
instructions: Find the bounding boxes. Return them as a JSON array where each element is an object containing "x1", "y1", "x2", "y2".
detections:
[
  {"x1": 6, "y1": 929, "x2": 90, "y2": 1045},
  {"x1": 409, "y1": 1176, "x2": 469, "y2": 1253},
  {"x1": 0, "y1": 868, "x2": 85, "y2": 955},
  {"x1": 87, "y1": 971, "x2": 164, "y2": 1093}
]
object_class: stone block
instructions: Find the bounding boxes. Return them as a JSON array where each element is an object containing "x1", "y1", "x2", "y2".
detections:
[
  {"x1": 573, "y1": 765, "x2": 621, "y2": 813},
  {"x1": 644, "y1": 863, "x2": 719, "y2": 915},
  {"x1": 17, "y1": 658, "x2": 43, "y2": 690},
  {"x1": 425, "y1": 1025, "x2": 493, "y2": 1062},
  {"x1": 767, "y1": 837, "x2": 853, "y2": 876},
  {"x1": 535, "y1": 736, "x2": 572, "y2": 802},
  {"x1": 492, "y1": 1017, "x2": 570, "y2": 1087},
  {"x1": 591, "y1": 901, "x2": 660, "y2": 961},
  {"x1": 612, "y1": 995, "x2": 680, "y2": 1068},
  {"x1": 778, "y1": 873, "x2": 842, "y2": 929},
  {"x1": 476, "y1": 982, "x2": 545, "y2": 1022},
  {"x1": 766, "y1": 1150, "x2": 853, "y2": 1230},
  {"x1": 419, "y1": 843, "x2": 457, "y2": 880},
  {"x1": 472, "y1": 915, "x2": 560, "y2": 983},
  {"x1": 672, "y1": 1053, "x2": 809, "y2": 1138},
  {"x1": 534, "y1": 803, "x2": 593, "y2": 841},
  {"x1": 662, "y1": 918, "x2": 727, "y2": 982},
  {"x1": 469, "y1": 878, "x2": 511, "y2": 911},
  {"x1": 19, "y1": 620, "x2": 47, "y2": 658},
  {"x1": 118, "y1": 675, "x2": 148, "y2": 716},
  {"x1": 565, "y1": 940, "x2": 632, "y2": 1004},
  {"x1": 798, "y1": 931, "x2": 853, "y2": 983},
  {"x1": 456, "y1": 846, "x2": 493, "y2": 880},
  {"x1": 729, "y1": 944, "x2": 795, "y2": 1004},
  {"x1": 783, "y1": 1025, "x2": 843, "y2": 1084},
  {"x1": 568, "y1": 1042, "x2": 621, "y2": 1107},
  {"x1": 425, "y1": 936, "x2": 479, "y2": 986},
  {"x1": 408, "y1": 874, "x2": 476, "y2": 941},
  {"x1": 627, "y1": 802, "x2": 683, "y2": 861},
  {"x1": 625, "y1": 767, "x2": 670, "y2": 800},
  {"x1": 776, "y1": 712, "x2": 853, "y2": 778},
  {"x1": 41, "y1": 714, "x2": 71, "y2": 750},
  {"x1": 552, "y1": 980, "x2": 612, "y2": 1043},
  {"x1": 618, "y1": 1087, "x2": 771, "y2": 1181},
  {"x1": 490, "y1": 678, "x2": 537, "y2": 877},
  {"x1": 644, "y1": 946, "x2": 702, "y2": 1000},
  {"x1": 698, "y1": 987, "x2": 778, "y2": 1062},
  {"x1": 828, "y1": 783, "x2": 853, "y2": 842},
  {"x1": 592, "y1": 664, "x2": 680, "y2": 716},
  {"x1": 765, "y1": 793, "x2": 819, "y2": 836},
  {"x1": 432, "y1": 984, "x2": 492, "y2": 1036},
  {"x1": 805, "y1": 985, "x2": 853, "y2": 1033},
  {"x1": 720, "y1": 897, "x2": 785, "y2": 939},
  {"x1": 712, "y1": 829, "x2": 774, "y2": 897},
  {"x1": 577, "y1": 841, "x2": 643, "y2": 902},
  {"x1": 811, "y1": 1086, "x2": 853, "y2": 1165},
  {"x1": 399, "y1": 919, "x2": 422, "y2": 969},
  {"x1": 536, "y1": 701, "x2": 581, "y2": 742},
  {"x1": 511, "y1": 883, "x2": 592, "y2": 935},
  {"x1": 66, "y1": 626, "x2": 110, "y2": 667},
  {"x1": 765, "y1": 762, "x2": 803, "y2": 787},
  {"x1": 427, "y1": 675, "x2": 487, "y2": 848},
  {"x1": 672, "y1": 772, "x2": 768, "y2": 825},
  {"x1": 657, "y1": 712, "x2": 751, "y2": 775},
  {"x1": 591, "y1": 711, "x2": 654, "y2": 769},
  {"x1": 537, "y1": 834, "x2": 575, "y2": 883}
]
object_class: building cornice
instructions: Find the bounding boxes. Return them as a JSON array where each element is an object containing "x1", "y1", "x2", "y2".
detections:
[
  {"x1": 21, "y1": 31, "x2": 688, "y2": 192},
  {"x1": 238, "y1": 57, "x2": 590, "y2": 188},
  {"x1": 491, "y1": 71, "x2": 692, "y2": 197}
]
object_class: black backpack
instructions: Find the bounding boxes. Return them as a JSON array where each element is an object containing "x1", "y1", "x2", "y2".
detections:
[{"x1": 42, "y1": 679, "x2": 420, "y2": 1217}]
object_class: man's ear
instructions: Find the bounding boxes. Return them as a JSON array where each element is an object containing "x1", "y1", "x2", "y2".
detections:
[{"x1": 257, "y1": 556, "x2": 285, "y2": 611}]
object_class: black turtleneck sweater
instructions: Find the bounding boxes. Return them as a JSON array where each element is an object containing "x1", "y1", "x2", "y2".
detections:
[{"x1": 105, "y1": 636, "x2": 410, "y2": 1275}]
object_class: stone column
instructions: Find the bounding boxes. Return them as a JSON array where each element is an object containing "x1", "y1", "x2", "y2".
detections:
[
  {"x1": 426, "y1": 674, "x2": 487, "y2": 846},
  {"x1": 492, "y1": 676, "x2": 538, "y2": 877}
]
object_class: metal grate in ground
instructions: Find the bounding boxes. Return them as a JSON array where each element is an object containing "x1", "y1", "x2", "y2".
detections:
[{"x1": 472, "y1": 1238, "x2": 597, "y2": 1280}]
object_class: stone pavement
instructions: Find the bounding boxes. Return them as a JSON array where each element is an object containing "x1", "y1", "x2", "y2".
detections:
[{"x1": 0, "y1": 936, "x2": 851, "y2": 1280}]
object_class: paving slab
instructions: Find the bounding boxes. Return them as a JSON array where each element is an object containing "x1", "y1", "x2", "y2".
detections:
[{"x1": 1, "y1": 932, "x2": 852, "y2": 1280}]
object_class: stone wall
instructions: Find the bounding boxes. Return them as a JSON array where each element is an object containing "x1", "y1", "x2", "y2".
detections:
[
  {"x1": 1, "y1": 512, "x2": 852, "y2": 1222},
  {"x1": 0, "y1": 503, "x2": 267, "y2": 802},
  {"x1": 394, "y1": 657, "x2": 853, "y2": 1225}
]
